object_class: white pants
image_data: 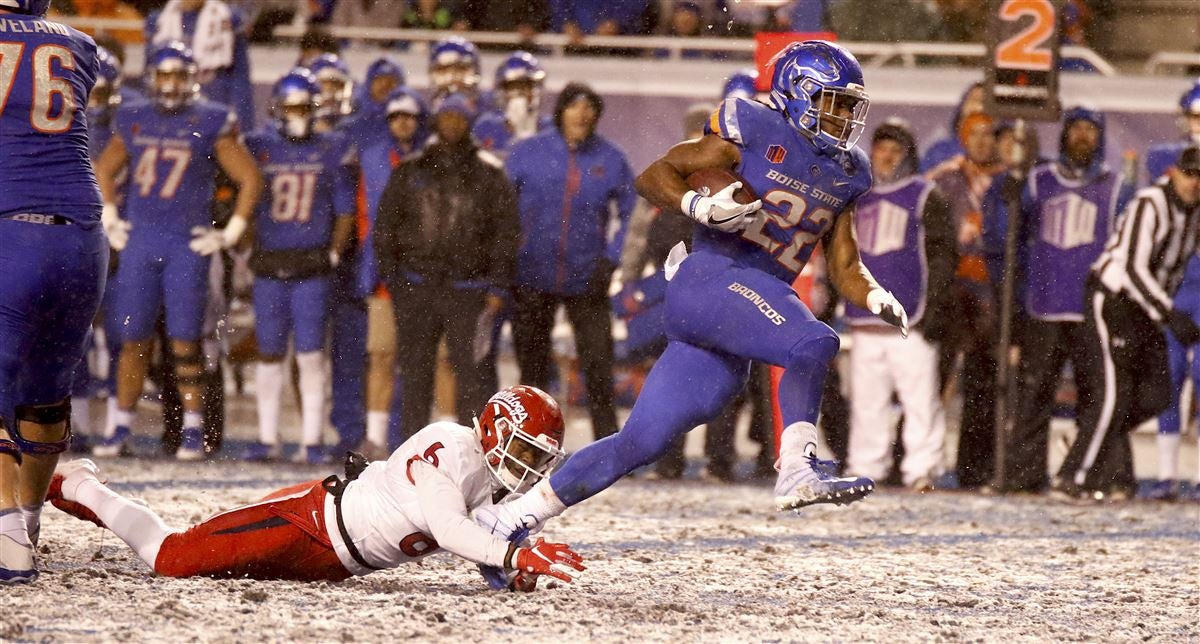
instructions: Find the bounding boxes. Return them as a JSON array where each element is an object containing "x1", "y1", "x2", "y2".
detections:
[{"x1": 847, "y1": 327, "x2": 946, "y2": 485}]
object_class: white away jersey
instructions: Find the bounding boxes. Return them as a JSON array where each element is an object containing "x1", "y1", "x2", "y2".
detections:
[{"x1": 324, "y1": 422, "x2": 509, "y2": 575}]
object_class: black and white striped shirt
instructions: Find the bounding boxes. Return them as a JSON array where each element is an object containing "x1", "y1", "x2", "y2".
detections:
[{"x1": 1093, "y1": 183, "x2": 1200, "y2": 321}]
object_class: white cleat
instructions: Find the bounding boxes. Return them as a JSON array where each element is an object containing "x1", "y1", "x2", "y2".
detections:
[
  {"x1": 774, "y1": 442, "x2": 875, "y2": 511},
  {"x1": 0, "y1": 534, "x2": 37, "y2": 584}
]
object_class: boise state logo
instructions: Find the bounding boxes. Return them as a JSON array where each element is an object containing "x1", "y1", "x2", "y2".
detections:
[{"x1": 765, "y1": 145, "x2": 787, "y2": 164}]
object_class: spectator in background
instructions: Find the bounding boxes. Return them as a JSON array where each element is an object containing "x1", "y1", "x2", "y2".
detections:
[
  {"x1": 328, "y1": 0, "x2": 406, "y2": 30},
  {"x1": 345, "y1": 57, "x2": 407, "y2": 149},
  {"x1": 827, "y1": 0, "x2": 941, "y2": 42},
  {"x1": 374, "y1": 94, "x2": 518, "y2": 440},
  {"x1": 920, "y1": 81, "x2": 984, "y2": 173},
  {"x1": 553, "y1": 0, "x2": 654, "y2": 42},
  {"x1": 991, "y1": 107, "x2": 1133, "y2": 494},
  {"x1": 402, "y1": 0, "x2": 465, "y2": 30},
  {"x1": 934, "y1": 0, "x2": 988, "y2": 43},
  {"x1": 356, "y1": 89, "x2": 428, "y2": 457},
  {"x1": 48, "y1": 0, "x2": 144, "y2": 45},
  {"x1": 297, "y1": 27, "x2": 340, "y2": 66},
  {"x1": 927, "y1": 112, "x2": 1006, "y2": 489},
  {"x1": 146, "y1": 0, "x2": 256, "y2": 128},
  {"x1": 845, "y1": 119, "x2": 956, "y2": 492},
  {"x1": 507, "y1": 83, "x2": 636, "y2": 442},
  {"x1": 457, "y1": 0, "x2": 550, "y2": 50}
]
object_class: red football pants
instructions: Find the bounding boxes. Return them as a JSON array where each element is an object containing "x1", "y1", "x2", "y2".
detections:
[{"x1": 153, "y1": 480, "x2": 352, "y2": 581}]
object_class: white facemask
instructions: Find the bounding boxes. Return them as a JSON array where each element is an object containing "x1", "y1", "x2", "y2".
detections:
[
  {"x1": 505, "y1": 95, "x2": 538, "y2": 139},
  {"x1": 283, "y1": 114, "x2": 311, "y2": 139}
]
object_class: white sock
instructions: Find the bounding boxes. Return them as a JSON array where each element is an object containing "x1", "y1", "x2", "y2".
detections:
[
  {"x1": 1157, "y1": 433, "x2": 1181, "y2": 481},
  {"x1": 366, "y1": 411, "x2": 388, "y2": 447},
  {"x1": 182, "y1": 411, "x2": 202, "y2": 432},
  {"x1": 255, "y1": 361, "x2": 285, "y2": 445},
  {"x1": 18, "y1": 504, "x2": 41, "y2": 547},
  {"x1": 71, "y1": 396, "x2": 92, "y2": 438},
  {"x1": 297, "y1": 351, "x2": 326, "y2": 447},
  {"x1": 504, "y1": 478, "x2": 568, "y2": 525},
  {"x1": 104, "y1": 397, "x2": 118, "y2": 437},
  {"x1": 776, "y1": 421, "x2": 818, "y2": 472},
  {"x1": 0, "y1": 509, "x2": 30, "y2": 547},
  {"x1": 65, "y1": 476, "x2": 172, "y2": 569},
  {"x1": 112, "y1": 406, "x2": 135, "y2": 432}
]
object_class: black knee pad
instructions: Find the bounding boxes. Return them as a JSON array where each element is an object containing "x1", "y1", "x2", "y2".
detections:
[{"x1": 10, "y1": 399, "x2": 73, "y2": 457}]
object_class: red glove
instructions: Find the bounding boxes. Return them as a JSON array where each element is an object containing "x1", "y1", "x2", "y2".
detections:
[{"x1": 512, "y1": 538, "x2": 585, "y2": 582}]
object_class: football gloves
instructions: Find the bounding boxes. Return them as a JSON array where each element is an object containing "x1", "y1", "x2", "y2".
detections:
[
  {"x1": 681, "y1": 182, "x2": 762, "y2": 233},
  {"x1": 511, "y1": 538, "x2": 585, "y2": 583},
  {"x1": 188, "y1": 216, "x2": 247, "y2": 257},
  {"x1": 867, "y1": 288, "x2": 908, "y2": 337},
  {"x1": 101, "y1": 203, "x2": 131, "y2": 252}
]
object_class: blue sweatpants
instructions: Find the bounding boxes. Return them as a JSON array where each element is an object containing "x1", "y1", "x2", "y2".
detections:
[
  {"x1": 549, "y1": 250, "x2": 840, "y2": 505},
  {"x1": 0, "y1": 219, "x2": 107, "y2": 428},
  {"x1": 1159, "y1": 277, "x2": 1200, "y2": 435},
  {"x1": 253, "y1": 276, "x2": 331, "y2": 357},
  {"x1": 113, "y1": 232, "x2": 209, "y2": 342}
]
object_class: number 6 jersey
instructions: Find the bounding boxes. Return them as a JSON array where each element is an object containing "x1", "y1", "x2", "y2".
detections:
[
  {"x1": 113, "y1": 97, "x2": 236, "y2": 235},
  {"x1": 0, "y1": 13, "x2": 101, "y2": 223}
]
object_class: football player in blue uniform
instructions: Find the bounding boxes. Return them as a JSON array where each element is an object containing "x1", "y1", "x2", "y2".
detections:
[
  {"x1": 428, "y1": 36, "x2": 493, "y2": 117},
  {"x1": 308, "y1": 52, "x2": 355, "y2": 134},
  {"x1": 487, "y1": 41, "x2": 908, "y2": 534},
  {"x1": 91, "y1": 41, "x2": 262, "y2": 461},
  {"x1": 243, "y1": 69, "x2": 356, "y2": 464},
  {"x1": 0, "y1": 0, "x2": 107, "y2": 584},
  {"x1": 473, "y1": 51, "x2": 552, "y2": 156}
]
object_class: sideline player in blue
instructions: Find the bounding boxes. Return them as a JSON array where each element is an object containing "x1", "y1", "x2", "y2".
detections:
[
  {"x1": 472, "y1": 51, "x2": 552, "y2": 157},
  {"x1": 91, "y1": 41, "x2": 262, "y2": 460},
  {"x1": 243, "y1": 69, "x2": 356, "y2": 464},
  {"x1": 0, "y1": 0, "x2": 107, "y2": 583},
  {"x1": 485, "y1": 41, "x2": 909, "y2": 534}
]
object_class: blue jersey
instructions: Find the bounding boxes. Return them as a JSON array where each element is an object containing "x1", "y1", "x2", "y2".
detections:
[
  {"x1": 703, "y1": 97, "x2": 872, "y2": 283},
  {"x1": 0, "y1": 14, "x2": 101, "y2": 223},
  {"x1": 1145, "y1": 141, "x2": 1189, "y2": 184},
  {"x1": 114, "y1": 98, "x2": 236, "y2": 235},
  {"x1": 245, "y1": 128, "x2": 356, "y2": 252},
  {"x1": 472, "y1": 112, "x2": 553, "y2": 157}
]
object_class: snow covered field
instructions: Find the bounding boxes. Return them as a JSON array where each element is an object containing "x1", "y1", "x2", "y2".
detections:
[{"x1": 6, "y1": 456, "x2": 1198, "y2": 643}]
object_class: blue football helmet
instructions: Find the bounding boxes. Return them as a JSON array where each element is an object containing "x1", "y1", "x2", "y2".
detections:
[
  {"x1": 271, "y1": 68, "x2": 322, "y2": 139},
  {"x1": 0, "y1": 0, "x2": 51, "y2": 17},
  {"x1": 721, "y1": 69, "x2": 758, "y2": 101},
  {"x1": 146, "y1": 41, "x2": 199, "y2": 111},
  {"x1": 494, "y1": 51, "x2": 546, "y2": 89},
  {"x1": 1180, "y1": 79, "x2": 1200, "y2": 144},
  {"x1": 429, "y1": 36, "x2": 480, "y2": 95},
  {"x1": 308, "y1": 53, "x2": 355, "y2": 120},
  {"x1": 767, "y1": 40, "x2": 870, "y2": 152},
  {"x1": 88, "y1": 45, "x2": 123, "y2": 111}
]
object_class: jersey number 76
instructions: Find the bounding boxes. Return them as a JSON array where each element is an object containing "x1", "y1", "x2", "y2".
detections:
[{"x1": 0, "y1": 42, "x2": 77, "y2": 134}]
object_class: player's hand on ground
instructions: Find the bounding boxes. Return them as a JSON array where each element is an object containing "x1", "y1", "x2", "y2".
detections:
[
  {"x1": 682, "y1": 181, "x2": 762, "y2": 233},
  {"x1": 512, "y1": 538, "x2": 585, "y2": 582},
  {"x1": 867, "y1": 288, "x2": 908, "y2": 337},
  {"x1": 101, "y1": 203, "x2": 131, "y2": 251}
]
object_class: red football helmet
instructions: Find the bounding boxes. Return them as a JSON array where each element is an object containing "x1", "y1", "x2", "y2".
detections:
[{"x1": 474, "y1": 386, "x2": 566, "y2": 495}]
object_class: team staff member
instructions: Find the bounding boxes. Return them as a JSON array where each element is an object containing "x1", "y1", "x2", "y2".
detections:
[
  {"x1": 996, "y1": 107, "x2": 1133, "y2": 494},
  {"x1": 1056, "y1": 147, "x2": 1200, "y2": 500},
  {"x1": 374, "y1": 94, "x2": 519, "y2": 441},
  {"x1": 506, "y1": 83, "x2": 636, "y2": 441}
]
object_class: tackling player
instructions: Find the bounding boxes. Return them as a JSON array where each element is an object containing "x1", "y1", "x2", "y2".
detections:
[
  {"x1": 91, "y1": 41, "x2": 262, "y2": 460},
  {"x1": 0, "y1": 0, "x2": 107, "y2": 583},
  {"x1": 49, "y1": 386, "x2": 584, "y2": 588},
  {"x1": 490, "y1": 41, "x2": 909, "y2": 533},
  {"x1": 242, "y1": 68, "x2": 356, "y2": 464}
]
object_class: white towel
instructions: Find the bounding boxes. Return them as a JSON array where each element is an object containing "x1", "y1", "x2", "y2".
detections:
[{"x1": 152, "y1": 0, "x2": 235, "y2": 72}]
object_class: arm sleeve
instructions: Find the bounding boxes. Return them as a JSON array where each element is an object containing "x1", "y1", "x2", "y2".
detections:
[
  {"x1": 409, "y1": 461, "x2": 512, "y2": 568},
  {"x1": 606, "y1": 153, "x2": 638, "y2": 265},
  {"x1": 1121, "y1": 198, "x2": 1173, "y2": 320}
]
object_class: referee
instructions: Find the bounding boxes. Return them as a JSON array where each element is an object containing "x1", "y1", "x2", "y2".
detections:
[{"x1": 1054, "y1": 146, "x2": 1200, "y2": 500}]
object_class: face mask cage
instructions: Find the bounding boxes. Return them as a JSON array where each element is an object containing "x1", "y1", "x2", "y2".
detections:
[
  {"x1": 431, "y1": 63, "x2": 480, "y2": 94},
  {"x1": 151, "y1": 63, "x2": 198, "y2": 110},
  {"x1": 315, "y1": 72, "x2": 354, "y2": 118},
  {"x1": 802, "y1": 82, "x2": 869, "y2": 151},
  {"x1": 273, "y1": 92, "x2": 318, "y2": 138},
  {"x1": 482, "y1": 416, "x2": 565, "y2": 496}
]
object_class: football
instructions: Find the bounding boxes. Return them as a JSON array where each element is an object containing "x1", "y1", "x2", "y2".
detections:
[{"x1": 685, "y1": 167, "x2": 758, "y2": 204}]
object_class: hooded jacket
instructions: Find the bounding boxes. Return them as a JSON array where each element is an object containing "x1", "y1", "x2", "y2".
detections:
[
  {"x1": 344, "y1": 56, "x2": 407, "y2": 150},
  {"x1": 920, "y1": 81, "x2": 983, "y2": 173}
]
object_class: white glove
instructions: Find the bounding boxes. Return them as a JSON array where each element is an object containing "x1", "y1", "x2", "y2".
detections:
[
  {"x1": 329, "y1": 250, "x2": 340, "y2": 269},
  {"x1": 680, "y1": 182, "x2": 762, "y2": 233},
  {"x1": 188, "y1": 216, "x2": 247, "y2": 257},
  {"x1": 101, "y1": 203, "x2": 131, "y2": 252},
  {"x1": 867, "y1": 288, "x2": 909, "y2": 338},
  {"x1": 473, "y1": 500, "x2": 545, "y2": 541}
]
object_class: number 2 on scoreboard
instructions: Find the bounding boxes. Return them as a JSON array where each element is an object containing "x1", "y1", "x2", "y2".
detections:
[{"x1": 995, "y1": 0, "x2": 1056, "y2": 71}]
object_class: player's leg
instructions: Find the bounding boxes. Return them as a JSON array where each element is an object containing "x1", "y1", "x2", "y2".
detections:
[
  {"x1": 248, "y1": 277, "x2": 289, "y2": 460},
  {"x1": 392, "y1": 284, "x2": 443, "y2": 440},
  {"x1": 563, "y1": 288, "x2": 620, "y2": 440},
  {"x1": 890, "y1": 330, "x2": 947, "y2": 488},
  {"x1": 846, "y1": 330, "x2": 898, "y2": 482},
  {"x1": 293, "y1": 276, "x2": 332, "y2": 464},
  {"x1": 364, "y1": 295, "x2": 397, "y2": 454},
  {"x1": 548, "y1": 340, "x2": 750, "y2": 505},
  {"x1": 164, "y1": 240, "x2": 212, "y2": 459},
  {"x1": 328, "y1": 259, "x2": 367, "y2": 453},
  {"x1": 95, "y1": 241, "x2": 164, "y2": 456},
  {"x1": 1151, "y1": 325, "x2": 1187, "y2": 499},
  {"x1": 1005, "y1": 319, "x2": 1069, "y2": 491},
  {"x1": 510, "y1": 287, "x2": 558, "y2": 392}
]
